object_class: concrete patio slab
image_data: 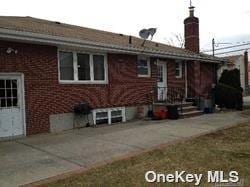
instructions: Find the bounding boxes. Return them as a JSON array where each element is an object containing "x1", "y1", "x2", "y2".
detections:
[
  {"x1": 0, "y1": 111, "x2": 249, "y2": 187},
  {"x1": 17, "y1": 132, "x2": 139, "y2": 167},
  {"x1": 0, "y1": 141, "x2": 79, "y2": 187},
  {"x1": 244, "y1": 96, "x2": 250, "y2": 106}
]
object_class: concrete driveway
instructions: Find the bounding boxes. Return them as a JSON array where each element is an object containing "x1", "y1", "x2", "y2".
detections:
[
  {"x1": 244, "y1": 96, "x2": 250, "y2": 106},
  {"x1": 0, "y1": 111, "x2": 250, "y2": 187}
]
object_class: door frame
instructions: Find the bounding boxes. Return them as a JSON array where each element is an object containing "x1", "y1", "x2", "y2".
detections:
[
  {"x1": 157, "y1": 60, "x2": 167, "y2": 101},
  {"x1": 0, "y1": 73, "x2": 26, "y2": 137}
]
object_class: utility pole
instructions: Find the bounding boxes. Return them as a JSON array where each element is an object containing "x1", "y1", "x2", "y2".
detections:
[
  {"x1": 210, "y1": 38, "x2": 232, "y2": 56},
  {"x1": 212, "y1": 38, "x2": 215, "y2": 56}
]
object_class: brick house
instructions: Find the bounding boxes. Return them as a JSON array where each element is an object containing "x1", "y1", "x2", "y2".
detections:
[{"x1": 0, "y1": 7, "x2": 225, "y2": 138}]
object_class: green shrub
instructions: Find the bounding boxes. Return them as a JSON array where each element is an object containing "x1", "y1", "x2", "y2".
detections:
[{"x1": 215, "y1": 69, "x2": 243, "y2": 110}]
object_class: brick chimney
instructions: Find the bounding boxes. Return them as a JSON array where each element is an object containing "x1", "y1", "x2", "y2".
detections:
[
  {"x1": 244, "y1": 50, "x2": 249, "y2": 87},
  {"x1": 184, "y1": 6, "x2": 200, "y2": 53}
]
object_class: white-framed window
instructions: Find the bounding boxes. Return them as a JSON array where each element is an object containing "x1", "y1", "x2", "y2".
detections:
[
  {"x1": 0, "y1": 79, "x2": 18, "y2": 108},
  {"x1": 137, "y1": 56, "x2": 151, "y2": 77},
  {"x1": 58, "y1": 50, "x2": 108, "y2": 84},
  {"x1": 175, "y1": 60, "x2": 182, "y2": 78},
  {"x1": 93, "y1": 107, "x2": 126, "y2": 125}
]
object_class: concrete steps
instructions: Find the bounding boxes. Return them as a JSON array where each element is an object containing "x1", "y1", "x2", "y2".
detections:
[
  {"x1": 180, "y1": 110, "x2": 203, "y2": 118},
  {"x1": 179, "y1": 104, "x2": 203, "y2": 118},
  {"x1": 153, "y1": 101, "x2": 203, "y2": 119},
  {"x1": 181, "y1": 106, "x2": 199, "y2": 113}
]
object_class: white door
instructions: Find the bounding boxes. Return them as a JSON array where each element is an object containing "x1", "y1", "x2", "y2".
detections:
[
  {"x1": 0, "y1": 75, "x2": 25, "y2": 138},
  {"x1": 157, "y1": 61, "x2": 167, "y2": 101}
]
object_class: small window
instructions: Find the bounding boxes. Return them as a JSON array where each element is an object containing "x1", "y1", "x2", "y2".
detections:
[
  {"x1": 157, "y1": 65, "x2": 163, "y2": 82},
  {"x1": 137, "y1": 56, "x2": 151, "y2": 77},
  {"x1": 93, "y1": 107, "x2": 125, "y2": 125},
  {"x1": 96, "y1": 111, "x2": 109, "y2": 125},
  {"x1": 111, "y1": 110, "x2": 123, "y2": 123},
  {"x1": 59, "y1": 52, "x2": 74, "y2": 80},
  {"x1": 175, "y1": 60, "x2": 182, "y2": 78},
  {"x1": 0, "y1": 79, "x2": 18, "y2": 108}
]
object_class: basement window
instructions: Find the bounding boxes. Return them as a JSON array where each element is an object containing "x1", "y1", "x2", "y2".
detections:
[
  {"x1": 137, "y1": 56, "x2": 151, "y2": 77},
  {"x1": 93, "y1": 107, "x2": 126, "y2": 125},
  {"x1": 95, "y1": 111, "x2": 109, "y2": 125},
  {"x1": 175, "y1": 60, "x2": 183, "y2": 78},
  {"x1": 59, "y1": 51, "x2": 108, "y2": 84}
]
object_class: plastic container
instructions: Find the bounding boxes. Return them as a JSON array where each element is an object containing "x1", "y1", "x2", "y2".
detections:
[
  {"x1": 167, "y1": 105, "x2": 179, "y2": 120},
  {"x1": 153, "y1": 110, "x2": 168, "y2": 120}
]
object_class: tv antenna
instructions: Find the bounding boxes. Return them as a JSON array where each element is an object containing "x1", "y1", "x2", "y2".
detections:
[
  {"x1": 139, "y1": 28, "x2": 157, "y2": 46},
  {"x1": 190, "y1": 0, "x2": 192, "y2": 7}
]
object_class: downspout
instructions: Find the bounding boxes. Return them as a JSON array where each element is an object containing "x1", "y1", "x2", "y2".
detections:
[
  {"x1": 185, "y1": 61, "x2": 188, "y2": 98},
  {"x1": 244, "y1": 50, "x2": 249, "y2": 89}
]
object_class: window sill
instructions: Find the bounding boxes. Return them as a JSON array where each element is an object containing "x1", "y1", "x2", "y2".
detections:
[
  {"x1": 175, "y1": 76, "x2": 182, "y2": 79},
  {"x1": 138, "y1": 74, "x2": 151, "y2": 78},
  {"x1": 59, "y1": 80, "x2": 108, "y2": 85}
]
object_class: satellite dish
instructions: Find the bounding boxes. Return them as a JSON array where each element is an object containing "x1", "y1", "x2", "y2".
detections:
[
  {"x1": 139, "y1": 28, "x2": 157, "y2": 46},
  {"x1": 139, "y1": 28, "x2": 157, "y2": 40},
  {"x1": 139, "y1": 29, "x2": 150, "y2": 40},
  {"x1": 148, "y1": 28, "x2": 157, "y2": 39}
]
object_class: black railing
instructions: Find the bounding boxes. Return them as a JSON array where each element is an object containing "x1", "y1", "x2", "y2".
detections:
[
  {"x1": 154, "y1": 86, "x2": 185, "y2": 113},
  {"x1": 154, "y1": 87, "x2": 185, "y2": 102}
]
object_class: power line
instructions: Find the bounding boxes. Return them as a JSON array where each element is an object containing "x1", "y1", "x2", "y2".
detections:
[
  {"x1": 203, "y1": 42, "x2": 250, "y2": 52},
  {"x1": 215, "y1": 48, "x2": 249, "y2": 55}
]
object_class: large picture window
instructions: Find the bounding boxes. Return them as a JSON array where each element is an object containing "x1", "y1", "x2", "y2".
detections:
[{"x1": 59, "y1": 51, "x2": 107, "y2": 84}]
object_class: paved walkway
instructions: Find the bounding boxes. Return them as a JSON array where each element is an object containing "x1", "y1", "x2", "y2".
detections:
[
  {"x1": 244, "y1": 96, "x2": 250, "y2": 106},
  {"x1": 0, "y1": 111, "x2": 250, "y2": 187}
]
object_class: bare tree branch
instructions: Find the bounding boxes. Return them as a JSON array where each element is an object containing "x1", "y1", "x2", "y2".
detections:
[{"x1": 165, "y1": 33, "x2": 185, "y2": 48}]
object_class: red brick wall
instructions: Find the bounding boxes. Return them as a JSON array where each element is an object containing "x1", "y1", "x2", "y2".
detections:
[
  {"x1": 0, "y1": 40, "x2": 157, "y2": 135},
  {"x1": 200, "y1": 63, "x2": 216, "y2": 97},
  {"x1": 187, "y1": 61, "x2": 216, "y2": 98},
  {"x1": 187, "y1": 61, "x2": 195, "y2": 97},
  {"x1": 167, "y1": 59, "x2": 185, "y2": 88},
  {"x1": 0, "y1": 40, "x2": 216, "y2": 135},
  {"x1": 184, "y1": 16, "x2": 200, "y2": 53}
]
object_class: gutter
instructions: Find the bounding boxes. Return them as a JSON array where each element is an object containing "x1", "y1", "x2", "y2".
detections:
[{"x1": 0, "y1": 28, "x2": 223, "y2": 63}]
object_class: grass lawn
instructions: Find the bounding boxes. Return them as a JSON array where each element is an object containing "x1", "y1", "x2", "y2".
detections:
[{"x1": 42, "y1": 123, "x2": 250, "y2": 187}]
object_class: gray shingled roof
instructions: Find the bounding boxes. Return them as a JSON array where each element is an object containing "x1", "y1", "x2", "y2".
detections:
[{"x1": 0, "y1": 16, "x2": 225, "y2": 63}]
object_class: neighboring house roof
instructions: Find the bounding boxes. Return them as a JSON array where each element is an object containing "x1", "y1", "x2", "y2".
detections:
[
  {"x1": 0, "y1": 16, "x2": 225, "y2": 63},
  {"x1": 224, "y1": 55, "x2": 243, "y2": 66}
]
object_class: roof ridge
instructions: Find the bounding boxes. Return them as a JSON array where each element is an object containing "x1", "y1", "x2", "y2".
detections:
[
  {"x1": 0, "y1": 15, "x2": 29, "y2": 18},
  {"x1": 18, "y1": 16, "x2": 132, "y2": 37},
  {"x1": 0, "y1": 15, "x2": 223, "y2": 62},
  {"x1": 0, "y1": 16, "x2": 194, "y2": 53}
]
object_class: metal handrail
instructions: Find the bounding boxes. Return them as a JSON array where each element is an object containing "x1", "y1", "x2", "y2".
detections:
[{"x1": 154, "y1": 86, "x2": 185, "y2": 112}]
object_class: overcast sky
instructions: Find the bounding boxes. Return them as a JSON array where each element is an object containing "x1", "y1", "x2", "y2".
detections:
[{"x1": 1, "y1": 0, "x2": 250, "y2": 55}]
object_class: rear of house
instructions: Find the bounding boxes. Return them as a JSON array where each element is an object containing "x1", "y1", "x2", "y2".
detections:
[{"x1": 0, "y1": 7, "x2": 224, "y2": 139}]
